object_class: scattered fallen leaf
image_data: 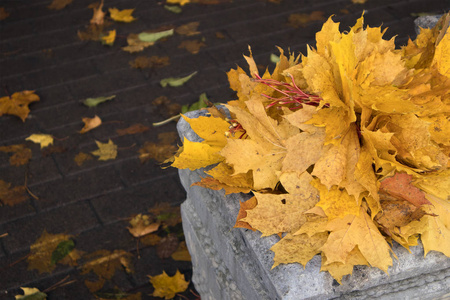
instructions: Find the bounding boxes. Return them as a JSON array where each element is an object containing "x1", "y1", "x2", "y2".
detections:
[
  {"x1": 81, "y1": 249, "x2": 133, "y2": 292},
  {"x1": 166, "y1": 0, "x2": 190, "y2": 6},
  {"x1": 15, "y1": 287, "x2": 47, "y2": 300},
  {"x1": 352, "y1": 0, "x2": 367, "y2": 3},
  {"x1": 109, "y1": 8, "x2": 136, "y2": 23},
  {"x1": 90, "y1": 0, "x2": 105, "y2": 25},
  {"x1": 83, "y1": 95, "x2": 116, "y2": 107},
  {"x1": 0, "y1": 90, "x2": 40, "y2": 122},
  {"x1": 270, "y1": 53, "x2": 280, "y2": 63},
  {"x1": 215, "y1": 31, "x2": 225, "y2": 39},
  {"x1": 91, "y1": 139, "x2": 117, "y2": 161},
  {"x1": 171, "y1": 241, "x2": 191, "y2": 261},
  {"x1": 27, "y1": 230, "x2": 81, "y2": 274},
  {"x1": 0, "y1": 7, "x2": 10, "y2": 20},
  {"x1": 156, "y1": 234, "x2": 179, "y2": 259},
  {"x1": 287, "y1": 11, "x2": 325, "y2": 28},
  {"x1": 139, "y1": 131, "x2": 177, "y2": 162},
  {"x1": 0, "y1": 180, "x2": 27, "y2": 206},
  {"x1": 101, "y1": 29, "x2": 116, "y2": 46},
  {"x1": 152, "y1": 96, "x2": 181, "y2": 118},
  {"x1": 149, "y1": 270, "x2": 189, "y2": 299},
  {"x1": 74, "y1": 152, "x2": 93, "y2": 166},
  {"x1": 160, "y1": 71, "x2": 197, "y2": 87},
  {"x1": 0, "y1": 144, "x2": 32, "y2": 166},
  {"x1": 178, "y1": 39, "x2": 205, "y2": 54},
  {"x1": 26, "y1": 134, "x2": 54, "y2": 149},
  {"x1": 129, "y1": 56, "x2": 170, "y2": 69},
  {"x1": 127, "y1": 214, "x2": 160, "y2": 238},
  {"x1": 116, "y1": 124, "x2": 149, "y2": 136},
  {"x1": 48, "y1": 0, "x2": 72, "y2": 10},
  {"x1": 175, "y1": 21, "x2": 200, "y2": 36},
  {"x1": 138, "y1": 29, "x2": 174, "y2": 43},
  {"x1": 80, "y1": 115, "x2": 102, "y2": 134},
  {"x1": 192, "y1": 176, "x2": 251, "y2": 194},
  {"x1": 164, "y1": 5, "x2": 182, "y2": 13}
]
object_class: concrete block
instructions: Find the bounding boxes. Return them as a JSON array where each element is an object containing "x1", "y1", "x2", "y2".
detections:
[{"x1": 177, "y1": 110, "x2": 450, "y2": 300}]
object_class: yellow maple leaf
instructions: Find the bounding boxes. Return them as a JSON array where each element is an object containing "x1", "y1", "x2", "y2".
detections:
[
  {"x1": 149, "y1": 270, "x2": 189, "y2": 299},
  {"x1": 242, "y1": 172, "x2": 319, "y2": 236},
  {"x1": 320, "y1": 246, "x2": 369, "y2": 284},
  {"x1": 109, "y1": 8, "x2": 136, "y2": 23},
  {"x1": 26, "y1": 134, "x2": 54, "y2": 149},
  {"x1": 0, "y1": 90, "x2": 39, "y2": 122},
  {"x1": 320, "y1": 207, "x2": 393, "y2": 272},
  {"x1": 91, "y1": 139, "x2": 117, "y2": 161},
  {"x1": 171, "y1": 138, "x2": 223, "y2": 170},
  {"x1": 127, "y1": 214, "x2": 160, "y2": 238},
  {"x1": 432, "y1": 24, "x2": 450, "y2": 77}
]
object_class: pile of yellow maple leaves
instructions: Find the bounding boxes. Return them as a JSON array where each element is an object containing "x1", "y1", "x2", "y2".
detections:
[{"x1": 169, "y1": 14, "x2": 450, "y2": 282}]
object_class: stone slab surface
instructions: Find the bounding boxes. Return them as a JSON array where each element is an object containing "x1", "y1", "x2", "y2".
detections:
[{"x1": 178, "y1": 111, "x2": 450, "y2": 300}]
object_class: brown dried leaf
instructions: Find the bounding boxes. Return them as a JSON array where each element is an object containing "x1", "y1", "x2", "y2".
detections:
[
  {"x1": 129, "y1": 56, "x2": 170, "y2": 69},
  {"x1": 0, "y1": 90, "x2": 40, "y2": 122},
  {"x1": 127, "y1": 214, "x2": 160, "y2": 238},
  {"x1": 178, "y1": 39, "x2": 205, "y2": 54},
  {"x1": 81, "y1": 249, "x2": 133, "y2": 292},
  {"x1": 42, "y1": 145, "x2": 67, "y2": 157},
  {"x1": 379, "y1": 172, "x2": 431, "y2": 207},
  {"x1": 48, "y1": 0, "x2": 73, "y2": 10},
  {"x1": 0, "y1": 180, "x2": 27, "y2": 206},
  {"x1": 171, "y1": 241, "x2": 191, "y2": 261},
  {"x1": 90, "y1": 0, "x2": 105, "y2": 25},
  {"x1": 74, "y1": 152, "x2": 93, "y2": 166},
  {"x1": 116, "y1": 124, "x2": 150, "y2": 136},
  {"x1": 0, "y1": 144, "x2": 31, "y2": 166},
  {"x1": 140, "y1": 233, "x2": 162, "y2": 246},
  {"x1": 149, "y1": 203, "x2": 181, "y2": 227},
  {"x1": 138, "y1": 142, "x2": 177, "y2": 163},
  {"x1": 175, "y1": 22, "x2": 200, "y2": 36},
  {"x1": 80, "y1": 115, "x2": 102, "y2": 134},
  {"x1": 156, "y1": 234, "x2": 179, "y2": 259},
  {"x1": 152, "y1": 96, "x2": 181, "y2": 117},
  {"x1": 234, "y1": 196, "x2": 257, "y2": 231},
  {"x1": 192, "y1": 176, "x2": 251, "y2": 195}
]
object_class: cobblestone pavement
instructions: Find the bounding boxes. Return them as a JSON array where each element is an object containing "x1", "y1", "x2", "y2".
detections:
[{"x1": 0, "y1": 0, "x2": 449, "y2": 299}]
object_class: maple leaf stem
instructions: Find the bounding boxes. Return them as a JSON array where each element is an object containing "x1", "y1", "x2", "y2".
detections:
[{"x1": 152, "y1": 114, "x2": 181, "y2": 127}]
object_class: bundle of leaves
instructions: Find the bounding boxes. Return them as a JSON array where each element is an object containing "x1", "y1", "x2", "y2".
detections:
[{"x1": 168, "y1": 14, "x2": 450, "y2": 283}]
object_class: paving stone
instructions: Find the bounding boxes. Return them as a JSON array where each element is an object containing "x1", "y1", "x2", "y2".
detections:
[
  {"x1": 31, "y1": 165, "x2": 124, "y2": 210},
  {"x1": 0, "y1": 198, "x2": 36, "y2": 226},
  {"x1": 91, "y1": 176, "x2": 183, "y2": 225},
  {"x1": 0, "y1": 200, "x2": 99, "y2": 255}
]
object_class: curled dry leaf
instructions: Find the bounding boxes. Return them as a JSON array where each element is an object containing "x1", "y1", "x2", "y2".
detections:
[
  {"x1": 171, "y1": 241, "x2": 191, "y2": 261},
  {"x1": 101, "y1": 30, "x2": 116, "y2": 46},
  {"x1": 109, "y1": 8, "x2": 136, "y2": 23},
  {"x1": 127, "y1": 214, "x2": 160, "y2": 238},
  {"x1": 80, "y1": 115, "x2": 102, "y2": 134},
  {"x1": 0, "y1": 7, "x2": 10, "y2": 20},
  {"x1": 0, "y1": 144, "x2": 32, "y2": 166},
  {"x1": 90, "y1": 0, "x2": 105, "y2": 25},
  {"x1": 14, "y1": 287, "x2": 47, "y2": 300}
]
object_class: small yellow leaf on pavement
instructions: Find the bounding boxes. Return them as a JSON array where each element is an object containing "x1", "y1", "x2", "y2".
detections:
[
  {"x1": 90, "y1": 0, "x2": 105, "y2": 25},
  {"x1": 15, "y1": 287, "x2": 47, "y2": 300},
  {"x1": 149, "y1": 270, "x2": 189, "y2": 299},
  {"x1": 80, "y1": 115, "x2": 102, "y2": 134},
  {"x1": 109, "y1": 8, "x2": 136, "y2": 23},
  {"x1": 26, "y1": 134, "x2": 53, "y2": 149},
  {"x1": 91, "y1": 139, "x2": 117, "y2": 161},
  {"x1": 101, "y1": 30, "x2": 116, "y2": 46},
  {"x1": 127, "y1": 214, "x2": 160, "y2": 238},
  {"x1": 167, "y1": 0, "x2": 191, "y2": 7},
  {"x1": 0, "y1": 180, "x2": 28, "y2": 206},
  {"x1": 48, "y1": 0, "x2": 72, "y2": 10}
]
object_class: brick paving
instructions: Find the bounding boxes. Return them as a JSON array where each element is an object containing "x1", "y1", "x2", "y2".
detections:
[{"x1": 0, "y1": 0, "x2": 448, "y2": 299}]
